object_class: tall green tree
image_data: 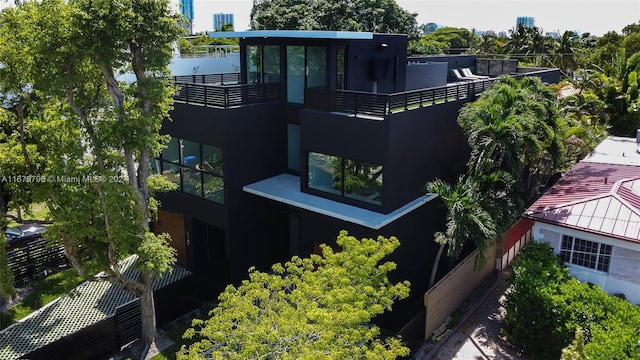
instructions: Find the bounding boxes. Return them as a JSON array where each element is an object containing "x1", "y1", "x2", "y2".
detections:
[
  {"x1": 0, "y1": 2, "x2": 52, "y2": 302},
  {"x1": 0, "y1": 0, "x2": 183, "y2": 356},
  {"x1": 425, "y1": 177, "x2": 497, "y2": 288},
  {"x1": 250, "y1": 0, "x2": 419, "y2": 37},
  {"x1": 179, "y1": 231, "x2": 411, "y2": 359},
  {"x1": 473, "y1": 32, "x2": 498, "y2": 54},
  {"x1": 552, "y1": 30, "x2": 579, "y2": 71},
  {"x1": 458, "y1": 76, "x2": 563, "y2": 208},
  {"x1": 505, "y1": 25, "x2": 528, "y2": 55},
  {"x1": 585, "y1": 52, "x2": 640, "y2": 135}
]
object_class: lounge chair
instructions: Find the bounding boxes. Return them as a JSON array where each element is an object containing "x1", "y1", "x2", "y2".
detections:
[
  {"x1": 452, "y1": 69, "x2": 473, "y2": 81},
  {"x1": 461, "y1": 68, "x2": 489, "y2": 79}
]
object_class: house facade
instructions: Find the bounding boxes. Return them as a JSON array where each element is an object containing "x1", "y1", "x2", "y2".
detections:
[
  {"x1": 525, "y1": 137, "x2": 640, "y2": 303},
  {"x1": 155, "y1": 30, "x2": 560, "y2": 333}
]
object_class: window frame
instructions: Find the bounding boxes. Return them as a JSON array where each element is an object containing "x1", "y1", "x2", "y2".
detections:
[
  {"x1": 156, "y1": 137, "x2": 224, "y2": 205},
  {"x1": 560, "y1": 235, "x2": 612, "y2": 273},
  {"x1": 307, "y1": 151, "x2": 383, "y2": 206}
]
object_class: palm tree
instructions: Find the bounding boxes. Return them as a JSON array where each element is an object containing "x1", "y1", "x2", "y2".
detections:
[
  {"x1": 553, "y1": 30, "x2": 579, "y2": 72},
  {"x1": 458, "y1": 77, "x2": 563, "y2": 207},
  {"x1": 426, "y1": 177, "x2": 497, "y2": 288},
  {"x1": 505, "y1": 25, "x2": 528, "y2": 55},
  {"x1": 474, "y1": 32, "x2": 497, "y2": 55}
]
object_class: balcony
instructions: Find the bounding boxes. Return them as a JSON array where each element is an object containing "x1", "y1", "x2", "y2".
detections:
[
  {"x1": 304, "y1": 68, "x2": 559, "y2": 119},
  {"x1": 172, "y1": 73, "x2": 281, "y2": 109}
]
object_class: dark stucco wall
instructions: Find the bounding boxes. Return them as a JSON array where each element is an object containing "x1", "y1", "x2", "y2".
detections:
[
  {"x1": 163, "y1": 102, "x2": 290, "y2": 281},
  {"x1": 385, "y1": 100, "x2": 471, "y2": 209}
]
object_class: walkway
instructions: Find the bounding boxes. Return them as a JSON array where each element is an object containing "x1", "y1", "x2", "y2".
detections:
[{"x1": 414, "y1": 273, "x2": 527, "y2": 359}]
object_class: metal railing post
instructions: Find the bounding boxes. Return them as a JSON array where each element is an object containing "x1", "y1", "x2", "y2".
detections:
[{"x1": 354, "y1": 93, "x2": 358, "y2": 116}]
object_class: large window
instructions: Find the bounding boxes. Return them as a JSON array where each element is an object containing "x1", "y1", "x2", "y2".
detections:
[
  {"x1": 560, "y1": 235, "x2": 612, "y2": 272},
  {"x1": 246, "y1": 45, "x2": 280, "y2": 84},
  {"x1": 154, "y1": 137, "x2": 224, "y2": 204},
  {"x1": 286, "y1": 46, "x2": 305, "y2": 103},
  {"x1": 286, "y1": 45, "x2": 327, "y2": 103},
  {"x1": 308, "y1": 152, "x2": 382, "y2": 205}
]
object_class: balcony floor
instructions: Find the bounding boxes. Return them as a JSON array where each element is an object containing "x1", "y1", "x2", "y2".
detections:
[{"x1": 243, "y1": 174, "x2": 436, "y2": 229}]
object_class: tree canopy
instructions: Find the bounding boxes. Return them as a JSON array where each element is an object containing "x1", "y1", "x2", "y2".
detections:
[
  {"x1": 458, "y1": 76, "x2": 563, "y2": 208},
  {"x1": 0, "y1": 0, "x2": 183, "y2": 354},
  {"x1": 250, "y1": 0, "x2": 419, "y2": 38},
  {"x1": 179, "y1": 230, "x2": 411, "y2": 359},
  {"x1": 504, "y1": 242, "x2": 640, "y2": 359}
]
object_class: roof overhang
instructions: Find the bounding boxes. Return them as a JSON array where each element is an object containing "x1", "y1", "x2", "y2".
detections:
[
  {"x1": 209, "y1": 30, "x2": 374, "y2": 40},
  {"x1": 243, "y1": 174, "x2": 436, "y2": 230}
]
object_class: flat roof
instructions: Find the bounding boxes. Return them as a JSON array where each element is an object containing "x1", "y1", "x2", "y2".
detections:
[
  {"x1": 243, "y1": 174, "x2": 436, "y2": 230},
  {"x1": 209, "y1": 30, "x2": 374, "y2": 40},
  {"x1": 583, "y1": 136, "x2": 640, "y2": 166}
]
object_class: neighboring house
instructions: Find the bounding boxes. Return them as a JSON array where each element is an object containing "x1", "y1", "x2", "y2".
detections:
[
  {"x1": 525, "y1": 136, "x2": 640, "y2": 304},
  {"x1": 155, "y1": 30, "x2": 560, "y2": 336}
]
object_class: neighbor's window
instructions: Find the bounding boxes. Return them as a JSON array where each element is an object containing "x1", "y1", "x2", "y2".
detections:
[
  {"x1": 560, "y1": 235, "x2": 612, "y2": 272},
  {"x1": 308, "y1": 152, "x2": 382, "y2": 205}
]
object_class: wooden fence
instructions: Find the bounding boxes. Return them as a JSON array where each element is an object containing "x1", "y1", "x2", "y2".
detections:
[{"x1": 423, "y1": 243, "x2": 496, "y2": 340}]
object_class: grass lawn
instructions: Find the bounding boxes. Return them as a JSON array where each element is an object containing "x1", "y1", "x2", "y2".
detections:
[
  {"x1": 0, "y1": 267, "x2": 85, "y2": 330},
  {"x1": 151, "y1": 321, "x2": 192, "y2": 360},
  {"x1": 7, "y1": 203, "x2": 50, "y2": 227},
  {"x1": 151, "y1": 304, "x2": 214, "y2": 360}
]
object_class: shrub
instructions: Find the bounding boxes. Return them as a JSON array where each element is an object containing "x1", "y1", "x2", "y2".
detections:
[{"x1": 504, "y1": 241, "x2": 640, "y2": 359}]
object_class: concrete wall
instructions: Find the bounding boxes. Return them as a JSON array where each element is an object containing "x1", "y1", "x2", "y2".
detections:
[{"x1": 424, "y1": 243, "x2": 496, "y2": 340}]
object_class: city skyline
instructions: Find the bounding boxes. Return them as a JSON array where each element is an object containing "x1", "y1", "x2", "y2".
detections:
[{"x1": 191, "y1": 0, "x2": 639, "y2": 36}]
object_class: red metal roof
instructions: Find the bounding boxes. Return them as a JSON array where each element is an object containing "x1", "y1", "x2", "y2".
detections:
[{"x1": 524, "y1": 161, "x2": 640, "y2": 243}]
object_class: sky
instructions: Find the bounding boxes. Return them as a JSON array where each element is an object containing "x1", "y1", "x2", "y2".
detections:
[
  {"x1": 194, "y1": 0, "x2": 640, "y2": 36},
  {"x1": 0, "y1": 0, "x2": 637, "y2": 36}
]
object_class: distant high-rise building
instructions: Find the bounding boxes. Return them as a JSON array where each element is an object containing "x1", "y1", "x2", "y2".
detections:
[
  {"x1": 180, "y1": 0, "x2": 194, "y2": 34},
  {"x1": 545, "y1": 31, "x2": 560, "y2": 39},
  {"x1": 516, "y1": 16, "x2": 535, "y2": 28},
  {"x1": 213, "y1": 13, "x2": 235, "y2": 31},
  {"x1": 498, "y1": 31, "x2": 508, "y2": 38}
]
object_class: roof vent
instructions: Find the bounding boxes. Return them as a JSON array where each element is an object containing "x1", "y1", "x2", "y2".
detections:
[{"x1": 604, "y1": 177, "x2": 608, "y2": 184}]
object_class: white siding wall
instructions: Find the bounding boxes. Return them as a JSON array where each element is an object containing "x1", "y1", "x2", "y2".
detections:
[{"x1": 533, "y1": 222, "x2": 640, "y2": 304}]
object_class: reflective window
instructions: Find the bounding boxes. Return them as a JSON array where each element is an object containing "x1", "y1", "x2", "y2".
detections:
[
  {"x1": 202, "y1": 144, "x2": 224, "y2": 175},
  {"x1": 337, "y1": 47, "x2": 345, "y2": 90},
  {"x1": 307, "y1": 46, "x2": 326, "y2": 88},
  {"x1": 287, "y1": 46, "x2": 305, "y2": 103},
  {"x1": 246, "y1": 45, "x2": 261, "y2": 84},
  {"x1": 263, "y1": 45, "x2": 280, "y2": 83},
  {"x1": 308, "y1": 152, "x2": 342, "y2": 196},
  {"x1": 342, "y1": 159, "x2": 383, "y2": 205},
  {"x1": 161, "y1": 137, "x2": 180, "y2": 164},
  {"x1": 308, "y1": 152, "x2": 382, "y2": 205},
  {"x1": 156, "y1": 137, "x2": 224, "y2": 205}
]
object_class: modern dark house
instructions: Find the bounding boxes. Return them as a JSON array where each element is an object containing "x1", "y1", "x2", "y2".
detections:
[{"x1": 154, "y1": 30, "x2": 560, "y2": 339}]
